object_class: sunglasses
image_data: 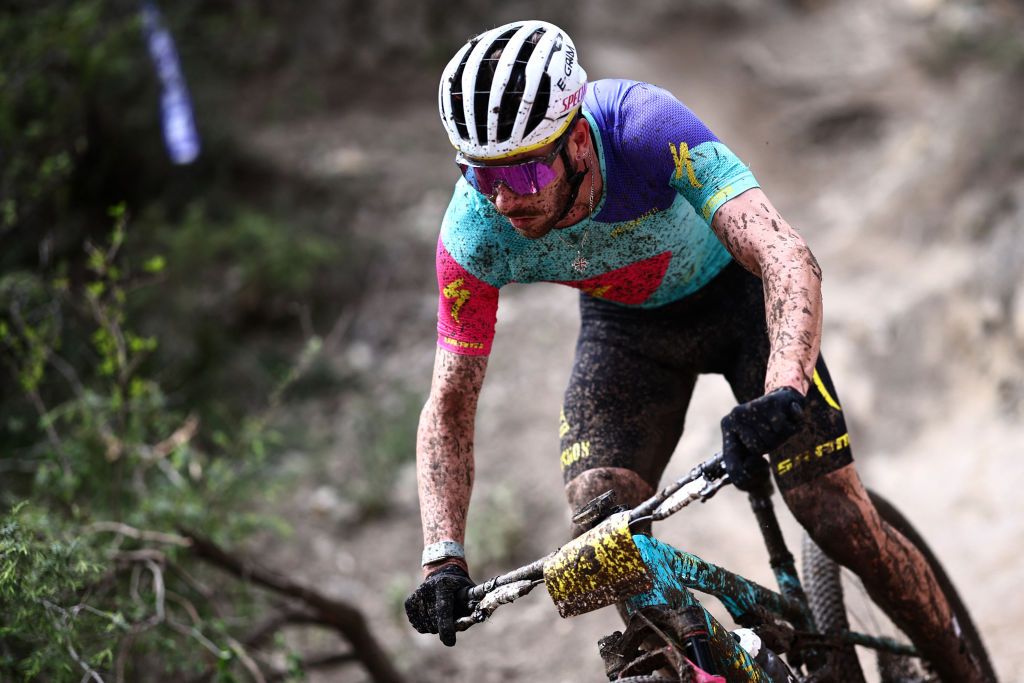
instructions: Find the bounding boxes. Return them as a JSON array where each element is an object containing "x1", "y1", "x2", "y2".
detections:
[{"x1": 456, "y1": 133, "x2": 569, "y2": 198}]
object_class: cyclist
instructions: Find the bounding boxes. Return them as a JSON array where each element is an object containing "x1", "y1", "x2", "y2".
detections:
[{"x1": 404, "y1": 20, "x2": 986, "y2": 682}]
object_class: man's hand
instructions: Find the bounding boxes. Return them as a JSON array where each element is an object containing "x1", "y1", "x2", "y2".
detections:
[
  {"x1": 404, "y1": 564, "x2": 475, "y2": 646},
  {"x1": 721, "y1": 387, "x2": 806, "y2": 491}
]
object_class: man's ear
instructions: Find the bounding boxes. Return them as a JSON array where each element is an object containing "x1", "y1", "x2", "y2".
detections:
[{"x1": 570, "y1": 117, "x2": 590, "y2": 161}]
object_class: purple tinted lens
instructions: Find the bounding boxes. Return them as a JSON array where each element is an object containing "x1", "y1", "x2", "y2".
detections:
[{"x1": 461, "y1": 159, "x2": 559, "y2": 196}]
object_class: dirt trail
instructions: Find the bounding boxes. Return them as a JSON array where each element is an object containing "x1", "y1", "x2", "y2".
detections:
[{"x1": 252, "y1": 2, "x2": 1024, "y2": 680}]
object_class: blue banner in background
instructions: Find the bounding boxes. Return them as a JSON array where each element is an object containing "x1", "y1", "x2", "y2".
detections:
[{"x1": 141, "y1": 1, "x2": 200, "y2": 165}]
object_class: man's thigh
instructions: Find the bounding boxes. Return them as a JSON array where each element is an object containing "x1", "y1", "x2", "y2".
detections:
[{"x1": 559, "y1": 334, "x2": 696, "y2": 489}]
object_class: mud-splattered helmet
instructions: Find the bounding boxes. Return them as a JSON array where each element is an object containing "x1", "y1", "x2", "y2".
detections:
[{"x1": 438, "y1": 21, "x2": 588, "y2": 161}]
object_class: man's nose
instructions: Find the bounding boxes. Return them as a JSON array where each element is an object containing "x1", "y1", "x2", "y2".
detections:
[{"x1": 492, "y1": 184, "x2": 525, "y2": 214}]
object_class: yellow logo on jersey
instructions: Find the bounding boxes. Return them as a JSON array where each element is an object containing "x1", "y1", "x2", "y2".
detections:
[
  {"x1": 610, "y1": 209, "x2": 657, "y2": 238},
  {"x1": 582, "y1": 284, "x2": 612, "y2": 299},
  {"x1": 669, "y1": 141, "x2": 702, "y2": 189},
  {"x1": 701, "y1": 185, "x2": 734, "y2": 219},
  {"x1": 559, "y1": 407, "x2": 571, "y2": 438},
  {"x1": 711, "y1": 620, "x2": 766, "y2": 682},
  {"x1": 442, "y1": 336, "x2": 485, "y2": 350},
  {"x1": 442, "y1": 278, "x2": 471, "y2": 324}
]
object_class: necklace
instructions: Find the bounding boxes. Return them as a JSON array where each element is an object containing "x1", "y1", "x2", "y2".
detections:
[{"x1": 556, "y1": 151, "x2": 596, "y2": 274}]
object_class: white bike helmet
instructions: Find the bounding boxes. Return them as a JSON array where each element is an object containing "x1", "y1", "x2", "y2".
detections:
[{"x1": 439, "y1": 21, "x2": 588, "y2": 161}]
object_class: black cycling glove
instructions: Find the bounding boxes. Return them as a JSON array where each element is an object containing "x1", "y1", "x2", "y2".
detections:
[
  {"x1": 721, "y1": 387, "x2": 806, "y2": 491},
  {"x1": 404, "y1": 564, "x2": 475, "y2": 647}
]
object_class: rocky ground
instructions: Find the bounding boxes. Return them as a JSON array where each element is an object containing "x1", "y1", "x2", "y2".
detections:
[{"x1": 245, "y1": 1, "x2": 1024, "y2": 680}]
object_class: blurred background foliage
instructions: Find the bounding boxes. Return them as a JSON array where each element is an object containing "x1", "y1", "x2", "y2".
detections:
[
  {"x1": 0, "y1": 1, "x2": 421, "y2": 679},
  {"x1": 0, "y1": 0, "x2": 392, "y2": 420},
  {"x1": 2, "y1": 0, "x2": 1022, "y2": 680}
]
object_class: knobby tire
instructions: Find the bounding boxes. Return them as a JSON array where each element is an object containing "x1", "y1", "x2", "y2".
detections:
[{"x1": 801, "y1": 489, "x2": 996, "y2": 683}]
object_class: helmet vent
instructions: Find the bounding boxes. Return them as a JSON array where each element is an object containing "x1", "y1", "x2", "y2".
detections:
[
  {"x1": 523, "y1": 71, "x2": 551, "y2": 138},
  {"x1": 449, "y1": 40, "x2": 476, "y2": 141},
  {"x1": 474, "y1": 28, "x2": 517, "y2": 145},
  {"x1": 495, "y1": 28, "x2": 544, "y2": 142}
]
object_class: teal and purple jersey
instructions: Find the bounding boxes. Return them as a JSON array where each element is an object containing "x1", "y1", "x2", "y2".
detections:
[{"x1": 436, "y1": 79, "x2": 760, "y2": 356}]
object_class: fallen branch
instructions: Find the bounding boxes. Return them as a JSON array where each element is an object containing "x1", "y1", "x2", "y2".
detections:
[
  {"x1": 114, "y1": 549, "x2": 166, "y2": 564},
  {"x1": 243, "y1": 609, "x2": 322, "y2": 649},
  {"x1": 147, "y1": 414, "x2": 199, "y2": 462},
  {"x1": 226, "y1": 635, "x2": 265, "y2": 683},
  {"x1": 41, "y1": 600, "x2": 107, "y2": 683},
  {"x1": 182, "y1": 530, "x2": 407, "y2": 683},
  {"x1": 85, "y1": 521, "x2": 193, "y2": 547},
  {"x1": 266, "y1": 652, "x2": 357, "y2": 682}
]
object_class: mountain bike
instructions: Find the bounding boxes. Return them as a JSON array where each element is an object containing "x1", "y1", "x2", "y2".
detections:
[{"x1": 454, "y1": 453, "x2": 996, "y2": 682}]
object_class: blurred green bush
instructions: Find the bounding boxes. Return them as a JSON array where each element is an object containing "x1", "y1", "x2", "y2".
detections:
[
  {"x1": 1, "y1": 0, "x2": 363, "y2": 425},
  {"x1": 0, "y1": 214, "x2": 297, "y2": 680},
  {"x1": 0, "y1": 2, "x2": 368, "y2": 679}
]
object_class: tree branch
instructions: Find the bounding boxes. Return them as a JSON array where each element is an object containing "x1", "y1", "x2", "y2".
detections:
[
  {"x1": 145, "y1": 414, "x2": 199, "y2": 462},
  {"x1": 266, "y1": 652, "x2": 357, "y2": 682},
  {"x1": 182, "y1": 530, "x2": 407, "y2": 683},
  {"x1": 243, "y1": 609, "x2": 321, "y2": 649},
  {"x1": 114, "y1": 549, "x2": 166, "y2": 564},
  {"x1": 226, "y1": 636, "x2": 265, "y2": 683},
  {"x1": 166, "y1": 560, "x2": 223, "y2": 618},
  {"x1": 85, "y1": 521, "x2": 193, "y2": 547},
  {"x1": 41, "y1": 600, "x2": 107, "y2": 683}
]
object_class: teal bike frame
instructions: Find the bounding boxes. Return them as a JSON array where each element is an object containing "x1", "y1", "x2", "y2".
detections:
[
  {"x1": 621, "y1": 457, "x2": 917, "y2": 681},
  {"x1": 459, "y1": 453, "x2": 919, "y2": 682}
]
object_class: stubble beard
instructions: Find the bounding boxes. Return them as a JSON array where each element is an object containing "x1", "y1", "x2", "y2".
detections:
[{"x1": 509, "y1": 179, "x2": 574, "y2": 239}]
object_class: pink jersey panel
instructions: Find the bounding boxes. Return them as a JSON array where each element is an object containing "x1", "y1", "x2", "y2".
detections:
[
  {"x1": 557, "y1": 251, "x2": 672, "y2": 305},
  {"x1": 436, "y1": 237, "x2": 500, "y2": 356}
]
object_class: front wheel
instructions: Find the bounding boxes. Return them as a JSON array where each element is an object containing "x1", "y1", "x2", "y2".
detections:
[{"x1": 801, "y1": 490, "x2": 996, "y2": 683}]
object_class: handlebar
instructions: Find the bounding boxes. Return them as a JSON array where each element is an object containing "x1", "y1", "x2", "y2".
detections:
[
  {"x1": 455, "y1": 452, "x2": 731, "y2": 631},
  {"x1": 629, "y1": 451, "x2": 726, "y2": 521}
]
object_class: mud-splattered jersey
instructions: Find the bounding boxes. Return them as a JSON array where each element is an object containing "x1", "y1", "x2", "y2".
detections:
[{"x1": 436, "y1": 78, "x2": 760, "y2": 356}]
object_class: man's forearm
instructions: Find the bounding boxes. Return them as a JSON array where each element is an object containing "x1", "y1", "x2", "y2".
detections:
[
  {"x1": 760, "y1": 239, "x2": 822, "y2": 396},
  {"x1": 416, "y1": 396, "x2": 475, "y2": 549},
  {"x1": 711, "y1": 189, "x2": 822, "y2": 395},
  {"x1": 415, "y1": 350, "x2": 487, "y2": 577}
]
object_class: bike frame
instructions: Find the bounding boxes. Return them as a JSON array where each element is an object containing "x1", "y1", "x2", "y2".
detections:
[
  {"x1": 459, "y1": 454, "x2": 920, "y2": 681},
  {"x1": 628, "y1": 538, "x2": 775, "y2": 682},
  {"x1": 618, "y1": 478, "x2": 810, "y2": 682},
  {"x1": 623, "y1": 478, "x2": 917, "y2": 681}
]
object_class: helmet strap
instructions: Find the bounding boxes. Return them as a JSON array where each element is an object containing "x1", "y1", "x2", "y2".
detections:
[{"x1": 553, "y1": 141, "x2": 589, "y2": 225}]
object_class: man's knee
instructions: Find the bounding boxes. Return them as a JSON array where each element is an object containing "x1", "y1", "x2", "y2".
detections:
[{"x1": 565, "y1": 467, "x2": 654, "y2": 537}]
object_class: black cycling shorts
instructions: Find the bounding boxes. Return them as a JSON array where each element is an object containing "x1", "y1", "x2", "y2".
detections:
[{"x1": 558, "y1": 260, "x2": 852, "y2": 492}]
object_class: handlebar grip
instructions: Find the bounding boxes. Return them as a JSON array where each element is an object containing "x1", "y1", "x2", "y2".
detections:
[
  {"x1": 457, "y1": 584, "x2": 475, "y2": 609},
  {"x1": 703, "y1": 452, "x2": 726, "y2": 480}
]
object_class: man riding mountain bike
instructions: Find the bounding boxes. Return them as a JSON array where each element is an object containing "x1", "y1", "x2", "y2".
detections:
[{"x1": 404, "y1": 20, "x2": 988, "y2": 682}]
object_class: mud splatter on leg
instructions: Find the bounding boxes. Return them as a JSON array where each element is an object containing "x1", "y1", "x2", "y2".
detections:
[{"x1": 785, "y1": 466, "x2": 986, "y2": 683}]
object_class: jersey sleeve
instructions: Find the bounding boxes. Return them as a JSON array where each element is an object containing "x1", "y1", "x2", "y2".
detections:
[
  {"x1": 436, "y1": 235, "x2": 499, "y2": 356},
  {"x1": 616, "y1": 82, "x2": 760, "y2": 222}
]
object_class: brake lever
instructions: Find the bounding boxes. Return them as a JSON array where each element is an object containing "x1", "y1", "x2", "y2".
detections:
[
  {"x1": 699, "y1": 474, "x2": 731, "y2": 502},
  {"x1": 455, "y1": 579, "x2": 542, "y2": 631},
  {"x1": 457, "y1": 585, "x2": 477, "y2": 612},
  {"x1": 701, "y1": 453, "x2": 727, "y2": 481}
]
